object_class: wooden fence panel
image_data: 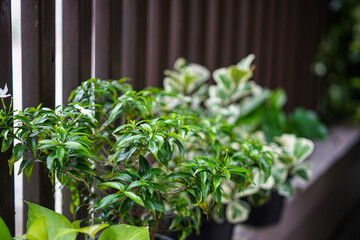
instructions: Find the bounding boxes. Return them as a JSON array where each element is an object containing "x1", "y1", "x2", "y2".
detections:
[
  {"x1": 146, "y1": 0, "x2": 170, "y2": 87},
  {"x1": 1, "y1": 0, "x2": 332, "y2": 232},
  {"x1": 21, "y1": 0, "x2": 55, "y2": 229},
  {"x1": 187, "y1": 0, "x2": 206, "y2": 64},
  {"x1": 62, "y1": 0, "x2": 92, "y2": 103},
  {"x1": 62, "y1": 0, "x2": 92, "y2": 221},
  {"x1": 0, "y1": 0, "x2": 15, "y2": 235},
  {"x1": 121, "y1": 0, "x2": 148, "y2": 90},
  {"x1": 168, "y1": 0, "x2": 188, "y2": 66},
  {"x1": 204, "y1": 0, "x2": 222, "y2": 72},
  {"x1": 94, "y1": 0, "x2": 122, "y2": 80},
  {"x1": 220, "y1": 0, "x2": 236, "y2": 67}
]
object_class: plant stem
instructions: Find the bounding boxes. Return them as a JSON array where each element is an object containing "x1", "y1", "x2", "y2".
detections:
[
  {"x1": 65, "y1": 171, "x2": 91, "y2": 192},
  {"x1": 150, "y1": 219, "x2": 160, "y2": 240}
]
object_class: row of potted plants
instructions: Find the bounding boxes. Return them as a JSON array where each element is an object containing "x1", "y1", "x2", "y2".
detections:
[{"x1": 0, "y1": 55, "x2": 325, "y2": 239}]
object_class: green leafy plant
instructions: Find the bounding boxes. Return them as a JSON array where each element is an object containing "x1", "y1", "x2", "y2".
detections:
[
  {"x1": 0, "y1": 54, "x2": 323, "y2": 238},
  {"x1": 1, "y1": 77, "x2": 268, "y2": 239},
  {"x1": 160, "y1": 55, "x2": 321, "y2": 224},
  {"x1": 0, "y1": 202, "x2": 149, "y2": 240}
]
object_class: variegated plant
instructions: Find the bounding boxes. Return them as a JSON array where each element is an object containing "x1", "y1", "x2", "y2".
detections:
[{"x1": 160, "y1": 55, "x2": 317, "y2": 224}]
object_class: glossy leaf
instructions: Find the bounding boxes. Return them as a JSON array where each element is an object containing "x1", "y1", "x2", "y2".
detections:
[
  {"x1": 98, "y1": 225, "x2": 149, "y2": 240},
  {"x1": 0, "y1": 217, "x2": 12, "y2": 240},
  {"x1": 26, "y1": 202, "x2": 75, "y2": 240}
]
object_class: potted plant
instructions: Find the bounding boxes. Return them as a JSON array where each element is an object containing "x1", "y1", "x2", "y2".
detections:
[
  {"x1": 157, "y1": 55, "x2": 324, "y2": 238},
  {"x1": 0, "y1": 76, "x2": 275, "y2": 239},
  {"x1": 0, "y1": 54, "x2": 324, "y2": 239}
]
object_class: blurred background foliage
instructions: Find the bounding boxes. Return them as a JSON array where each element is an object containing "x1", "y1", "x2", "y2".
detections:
[{"x1": 315, "y1": 0, "x2": 360, "y2": 124}]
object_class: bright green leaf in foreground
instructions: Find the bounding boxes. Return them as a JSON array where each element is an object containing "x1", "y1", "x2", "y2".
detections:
[
  {"x1": 26, "y1": 202, "x2": 75, "y2": 240},
  {"x1": 98, "y1": 224, "x2": 149, "y2": 240},
  {"x1": 0, "y1": 217, "x2": 12, "y2": 240},
  {"x1": 24, "y1": 215, "x2": 48, "y2": 240}
]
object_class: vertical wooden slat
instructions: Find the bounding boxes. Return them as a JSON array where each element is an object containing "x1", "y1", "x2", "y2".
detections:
[
  {"x1": 21, "y1": 0, "x2": 55, "y2": 228},
  {"x1": 264, "y1": 0, "x2": 277, "y2": 88},
  {"x1": 286, "y1": 0, "x2": 300, "y2": 110},
  {"x1": 168, "y1": 0, "x2": 188, "y2": 66},
  {"x1": 62, "y1": 0, "x2": 92, "y2": 221},
  {"x1": 220, "y1": 0, "x2": 236, "y2": 66},
  {"x1": 63, "y1": 0, "x2": 92, "y2": 102},
  {"x1": 0, "y1": 0, "x2": 14, "y2": 235},
  {"x1": 122, "y1": 0, "x2": 148, "y2": 90},
  {"x1": 146, "y1": 0, "x2": 170, "y2": 87},
  {"x1": 187, "y1": 0, "x2": 206, "y2": 64},
  {"x1": 309, "y1": 0, "x2": 325, "y2": 110},
  {"x1": 253, "y1": 0, "x2": 265, "y2": 85},
  {"x1": 236, "y1": 0, "x2": 251, "y2": 59},
  {"x1": 274, "y1": 0, "x2": 289, "y2": 100},
  {"x1": 298, "y1": 0, "x2": 313, "y2": 109},
  {"x1": 94, "y1": 0, "x2": 122, "y2": 80},
  {"x1": 205, "y1": 0, "x2": 222, "y2": 71}
]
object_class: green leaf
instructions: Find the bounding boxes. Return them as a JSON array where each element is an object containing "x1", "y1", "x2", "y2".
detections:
[
  {"x1": 236, "y1": 54, "x2": 255, "y2": 69},
  {"x1": 116, "y1": 146, "x2": 138, "y2": 162},
  {"x1": 278, "y1": 180, "x2": 293, "y2": 197},
  {"x1": 28, "y1": 137, "x2": 37, "y2": 155},
  {"x1": 127, "y1": 180, "x2": 147, "y2": 190},
  {"x1": 107, "y1": 102, "x2": 124, "y2": 125},
  {"x1": 140, "y1": 123, "x2": 152, "y2": 133},
  {"x1": 25, "y1": 215, "x2": 48, "y2": 240},
  {"x1": 269, "y1": 88, "x2": 287, "y2": 109},
  {"x1": 165, "y1": 172, "x2": 193, "y2": 181},
  {"x1": 98, "y1": 224, "x2": 149, "y2": 240},
  {"x1": 293, "y1": 138, "x2": 314, "y2": 163},
  {"x1": 24, "y1": 162, "x2": 35, "y2": 182},
  {"x1": 56, "y1": 147, "x2": 65, "y2": 166},
  {"x1": 64, "y1": 141, "x2": 92, "y2": 157},
  {"x1": 228, "y1": 67, "x2": 248, "y2": 85},
  {"x1": 258, "y1": 156, "x2": 272, "y2": 181},
  {"x1": 1, "y1": 136, "x2": 13, "y2": 152},
  {"x1": 149, "y1": 141, "x2": 159, "y2": 159},
  {"x1": 224, "y1": 170, "x2": 231, "y2": 182},
  {"x1": 293, "y1": 163, "x2": 311, "y2": 181},
  {"x1": 124, "y1": 191, "x2": 144, "y2": 206},
  {"x1": 54, "y1": 224, "x2": 109, "y2": 240},
  {"x1": 143, "y1": 168, "x2": 163, "y2": 180},
  {"x1": 0, "y1": 217, "x2": 12, "y2": 240},
  {"x1": 13, "y1": 143, "x2": 26, "y2": 161},
  {"x1": 26, "y1": 202, "x2": 75, "y2": 240},
  {"x1": 287, "y1": 108, "x2": 327, "y2": 140},
  {"x1": 213, "y1": 176, "x2": 222, "y2": 192},
  {"x1": 139, "y1": 155, "x2": 150, "y2": 176},
  {"x1": 225, "y1": 200, "x2": 250, "y2": 224},
  {"x1": 94, "y1": 193, "x2": 123, "y2": 210},
  {"x1": 169, "y1": 217, "x2": 182, "y2": 230},
  {"x1": 101, "y1": 182, "x2": 126, "y2": 191},
  {"x1": 113, "y1": 172, "x2": 134, "y2": 182},
  {"x1": 46, "y1": 151, "x2": 57, "y2": 172},
  {"x1": 112, "y1": 133, "x2": 133, "y2": 150},
  {"x1": 200, "y1": 171, "x2": 207, "y2": 189},
  {"x1": 119, "y1": 198, "x2": 134, "y2": 219}
]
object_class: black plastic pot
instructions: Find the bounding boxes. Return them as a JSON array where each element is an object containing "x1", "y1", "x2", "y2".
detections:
[
  {"x1": 186, "y1": 220, "x2": 234, "y2": 240},
  {"x1": 243, "y1": 191, "x2": 284, "y2": 227},
  {"x1": 187, "y1": 192, "x2": 284, "y2": 239}
]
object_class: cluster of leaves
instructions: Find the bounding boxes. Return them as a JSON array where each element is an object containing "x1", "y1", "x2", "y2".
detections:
[
  {"x1": 159, "y1": 55, "x2": 322, "y2": 224},
  {"x1": 0, "y1": 202, "x2": 149, "y2": 240},
  {"x1": 0, "y1": 54, "x2": 324, "y2": 239},
  {"x1": 1, "y1": 76, "x2": 271, "y2": 239},
  {"x1": 314, "y1": 0, "x2": 360, "y2": 123}
]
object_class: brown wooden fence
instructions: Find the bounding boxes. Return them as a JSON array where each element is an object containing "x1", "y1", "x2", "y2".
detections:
[{"x1": 0, "y1": 0, "x2": 329, "y2": 234}]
